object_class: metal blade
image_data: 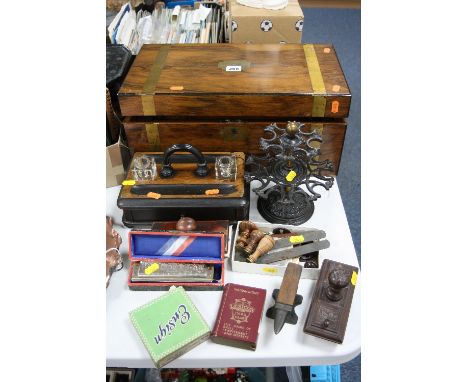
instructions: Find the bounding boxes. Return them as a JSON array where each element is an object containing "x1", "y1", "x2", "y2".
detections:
[
  {"x1": 274, "y1": 308, "x2": 289, "y2": 334},
  {"x1": 258, "y1": 239, "x2": 330, "y2": 264},
  {"x1": 272, "y1": 230, "x2": 326, "y2": 250}
]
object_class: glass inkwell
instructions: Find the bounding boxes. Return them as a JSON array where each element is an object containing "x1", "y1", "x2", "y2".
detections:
[
  {"x1": 215, "y1": 155, "x2": 237, "y2": 181},
  {"x1": 132, "y1": 155, "x2": 158, "y2": 181}
]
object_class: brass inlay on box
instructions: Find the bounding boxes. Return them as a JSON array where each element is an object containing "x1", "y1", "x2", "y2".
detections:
[
  {"x1": 141, "y1": 45, "x2": 170, "y2": 115},
  {"x1": 303, "y1": 44, "x2": 326, "y2": 117},
  {"x1": 145, "y1": 123, "x2": 160, "y2": 150}
]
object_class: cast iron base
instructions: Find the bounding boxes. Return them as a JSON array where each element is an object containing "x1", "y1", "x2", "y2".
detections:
[{"x1": 257, "y1": 189, "x2": 315, "y2": 225}]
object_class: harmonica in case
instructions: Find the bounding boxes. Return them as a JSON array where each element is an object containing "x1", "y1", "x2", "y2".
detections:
[
  {"x1": 131, "y1": 262, "x2": 215, "y2": 283},
  {"x1": 127, "y1": 230, "x2": 225, "y2": 290}
]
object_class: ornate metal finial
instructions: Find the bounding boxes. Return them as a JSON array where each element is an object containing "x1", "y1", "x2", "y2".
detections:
[{"x1": 244, "y1": 122, "x2": 335, "y2": 225}]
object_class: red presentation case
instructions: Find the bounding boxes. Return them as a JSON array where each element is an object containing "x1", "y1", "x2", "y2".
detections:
[{"x1": 127, "y1": 230, "x2": 225, "y2": 291}]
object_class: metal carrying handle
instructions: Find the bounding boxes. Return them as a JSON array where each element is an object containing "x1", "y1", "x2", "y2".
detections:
[{"x1": 159, "y1": 144, "x2": 209, "y2": 178}]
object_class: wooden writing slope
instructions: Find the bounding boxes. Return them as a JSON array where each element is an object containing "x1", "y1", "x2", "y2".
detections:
[
  {"x1": 119, "y1": 44, "x2": 351, "y2": 119},
  {"x1": 118, "y1": 44, "x2": 351, "y2": 175}
]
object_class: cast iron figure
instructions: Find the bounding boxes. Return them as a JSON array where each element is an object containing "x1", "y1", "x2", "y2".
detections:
[{"x1": 245, "y1": 121, "x2": 334, "y2": 225}]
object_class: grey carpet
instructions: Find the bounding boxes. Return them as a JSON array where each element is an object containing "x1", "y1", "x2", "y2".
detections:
[{"x1": 302, "y1": 8, "x2": 361, "y2": 382}]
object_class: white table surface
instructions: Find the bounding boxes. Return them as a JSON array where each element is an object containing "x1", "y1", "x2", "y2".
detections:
[{"x1": 106, "y1": 180, "x2": 361, "y2": 368}]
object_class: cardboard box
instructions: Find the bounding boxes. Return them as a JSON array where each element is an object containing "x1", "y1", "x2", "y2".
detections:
[
  {"x1": 106, "y1": 136, "x2": 131, "y2": 188},
  {"x1": 129, "y1": 286, "x2": 211, "y2": 367},
  {"x1": 231, "y1": 222, "x2": 324, "y2": 279},
  {"x1": 229, "y1": 0, "x2": 304, "y2": 43}
]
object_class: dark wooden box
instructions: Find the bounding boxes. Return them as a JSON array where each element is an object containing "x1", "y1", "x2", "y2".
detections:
[
  {"x1": 118, "y1": 44, "x2": 351, "y2": 175},
  {"x1": 118, "y1": 151, "x2": 250, "y2": 227},
  {"x1": 120, "y1": 189, "x2": 249, "y2": 227}
]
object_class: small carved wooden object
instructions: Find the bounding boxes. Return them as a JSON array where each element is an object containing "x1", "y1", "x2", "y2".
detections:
[
  {"x1": 236, "y1": 221, "x2": 258, "y2": 248},
  {"x1": 266, "y1": 263, "x2": 303, "y2": 334},
  {"x1": 243, "y1": 229, "x2": 265, "y2": 255},
  {"x1": 303, "y1": 259, "x2": 358, "y2": 344},
  {"x1": 176, "y1": 217, "x2": 197, "y2": 231},
  {"x1": 248, "y1": 235, "x2": 275, "y2": 263}
]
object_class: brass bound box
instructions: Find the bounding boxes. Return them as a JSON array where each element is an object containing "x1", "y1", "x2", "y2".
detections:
[{"x1": 118, "y1": 44, "x2": 351, "y2": 174}]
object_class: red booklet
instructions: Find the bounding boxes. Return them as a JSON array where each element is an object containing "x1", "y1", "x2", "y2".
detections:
[{"x1": 211, "y1": 283, "x2": 267, "y2": 350}]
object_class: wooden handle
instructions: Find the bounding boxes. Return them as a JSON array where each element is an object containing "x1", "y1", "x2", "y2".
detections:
[
  {"x1": 248, "y1": 235, "x2": 274, "y2": 263},
  {"x1": 277, "y1": 263, "x2": 302, "y2": 305}
]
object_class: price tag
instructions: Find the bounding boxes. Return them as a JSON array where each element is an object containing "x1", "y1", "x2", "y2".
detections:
[
  {"x1": 351, "y1": 271, "x2": 358, "y2": 286},
  {"x1": 286, "y1": 170, "x2": 297, "y2": 182},
  {"x1": 122, "y1": 180, "x2": 136, "y2": 186},
  {"x1": 226, "y1": 65, "x2": 242, "y2": 72},
  {"x1": 144, "y1": 263, "x2": 160, "y2": 275},
  {"x1": 262, "y1": 267, "x2": 278, "y2": 274},
  {"x1": 331, "y1": 100, "x2": 340, "y2": 113},
  {"x1": 289, "y1": 235, "x2": 304, "y2": 244},
  {"x1": 146, "y1": 192, "x2": 161, "y2": 199}
]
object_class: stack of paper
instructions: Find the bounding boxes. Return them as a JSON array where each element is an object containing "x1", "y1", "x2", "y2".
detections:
[{"x1": 108, "y1": 2, "x2": 226, "y2": 54}]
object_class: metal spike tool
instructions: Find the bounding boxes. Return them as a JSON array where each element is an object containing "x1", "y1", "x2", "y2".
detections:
[{"x1": 266, "y1": 263, "x2": 303, "y2": 334}]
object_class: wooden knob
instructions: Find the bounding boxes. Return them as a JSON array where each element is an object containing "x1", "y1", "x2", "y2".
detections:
[
  {"x1": 176, "y1": 217, "x2": 197, "y2": 231},
  {"x1": 236, "y1": 221, "x2": 258, "y2": 248},
  {"x1": 236, "y1": 236, "x2": 249, "y2": 248},
  {"x1": 243, "y1": 229, "x2": 265, "y2": 255},
  {"x1": 239, "y1": 221, "x2": 258, "y2": 233},
  {"x1": 248, "y1": 235, "x2": 275, "y2": 263},
  {"x1": 326, "y1": 269, "x2": 350, "y2": 302}
]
